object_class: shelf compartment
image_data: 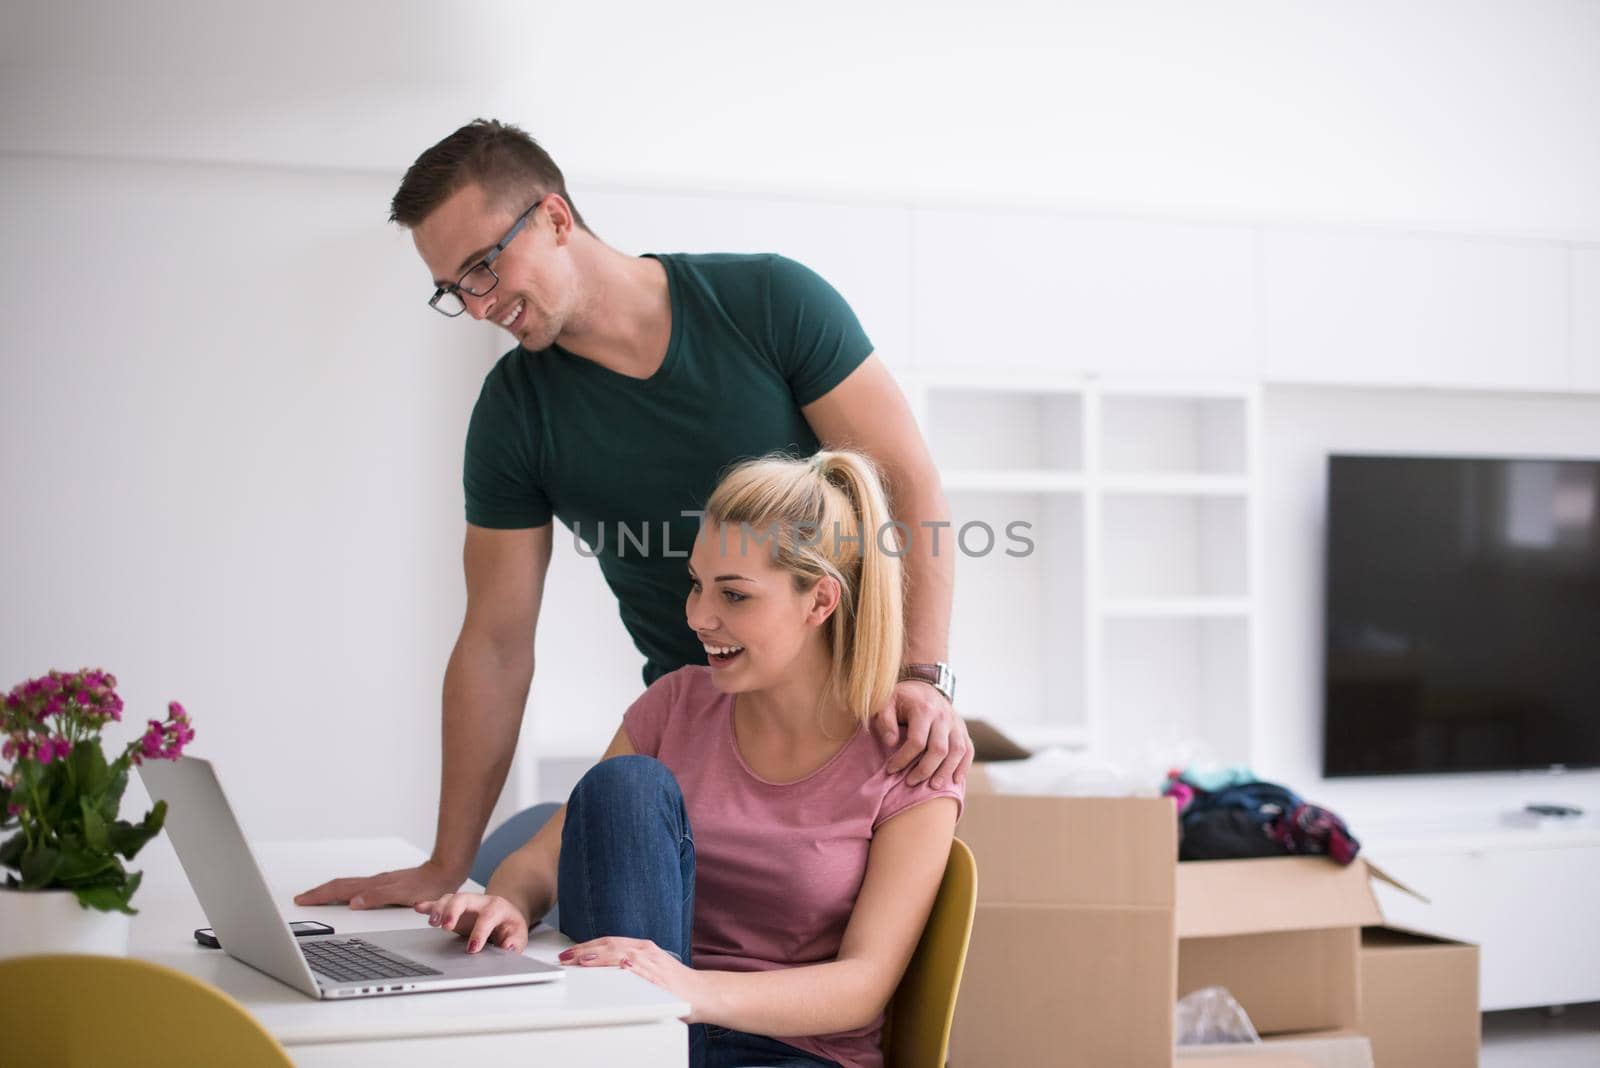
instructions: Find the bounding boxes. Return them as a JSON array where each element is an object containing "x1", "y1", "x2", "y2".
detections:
[
  {"x1": 1101, "y1": 597, "x2": 1251, "y2": 619},
  {"x1": 1101, "y1": 495, "x2": 1247, "y2": 600},
  {"x1": 1099, "y1": 393, "x2": 1249, "y2": 476},
  {"x1": 940, "y1": 470, "x2": 1086, "y2": 493},
  {"x1": 945, "y1": 490, "x2": 1085, "y2": 736},
  {"x1": 1100, "y1": 474, "x2": 1249, "y2": 496},
  {"x1": 924, "y1": 388, "x2": 1083, "y2": 473},
  {"x1": 1100, "y1": 616, "x2": 1251, "y2": 772}
]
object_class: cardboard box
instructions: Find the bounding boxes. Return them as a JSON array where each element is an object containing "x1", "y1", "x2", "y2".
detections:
[
  {"x1": 1359, "y1": 926, "x2": 1480, "y2": 1068},
  {"x1": 950, "y1": 763, "x2": 1178, "y2": 1067},
  {"x1": 1176, "y1": 857, "x2": 1396, "y2": 1036},
  {"x1": 1176, "y1": 1030, "x2": 1373, "y2": 1068},
  {"x1": 949, "y1": 722, "x2": 1463, "y2": 1067}
]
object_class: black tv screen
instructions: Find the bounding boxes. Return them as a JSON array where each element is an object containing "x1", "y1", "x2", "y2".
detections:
[{"x1": 1324, "y1": 454, "x2": 1600, "y2": 777}]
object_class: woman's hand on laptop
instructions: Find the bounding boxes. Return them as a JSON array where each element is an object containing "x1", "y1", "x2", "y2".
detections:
[
  {"x1": 295, "y1": 860, "x2": 464, "y2": 910},
  {"x1": 414, "y1": 892, "x2": 531, "y2": 954}
]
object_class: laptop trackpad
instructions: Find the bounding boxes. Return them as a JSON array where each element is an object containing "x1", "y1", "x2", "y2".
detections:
[{"x1": 350, "y1": 928, "x2": 561, "y2": 978}]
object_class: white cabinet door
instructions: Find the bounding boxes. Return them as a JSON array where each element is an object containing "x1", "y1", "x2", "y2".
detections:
[
  {"x1": 579, "y1": 190, "x2": 914, "y2": 371},
  {"x1": 910, "y1": 209, "x2": 1258, "y2": 377},
  {"x1": 1574, "y1": 248, "x2": 1600, "y2": 393},
  {"x1": 1263, "y1": 229, "x2": 1568, "y2": 391}
]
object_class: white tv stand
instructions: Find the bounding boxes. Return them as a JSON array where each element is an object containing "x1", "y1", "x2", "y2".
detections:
[{"x1": 1363, "y1": 812, "x2": 1600, "y2": 1011}]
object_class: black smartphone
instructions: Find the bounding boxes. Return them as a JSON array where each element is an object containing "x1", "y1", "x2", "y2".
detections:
[{"x1": 194, "y1": 920, "x2": 335, "y2": 949}]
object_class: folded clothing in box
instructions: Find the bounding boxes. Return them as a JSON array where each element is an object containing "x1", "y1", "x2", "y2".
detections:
[{"x1": 1164, "y1": 770, "x2": 1361, "y2": 865}]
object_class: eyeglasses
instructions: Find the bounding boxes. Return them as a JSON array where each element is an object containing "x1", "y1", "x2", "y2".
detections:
[{"x1": 428, "y1": 197, "x2": 546, "y2": 317}]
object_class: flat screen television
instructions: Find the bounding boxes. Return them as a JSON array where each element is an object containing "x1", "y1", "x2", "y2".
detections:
[{"x1": 1324, "y1": 454, "x2": 1600, "y2": 777}]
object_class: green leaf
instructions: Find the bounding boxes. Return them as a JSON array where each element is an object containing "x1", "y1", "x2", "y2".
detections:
[
  {"x1": 40, "y1": 767, "x2": 72, "y2": 827},
  {"x1": 80, "y1": 799, "x2": 109, "y2": 852},
  {"x1": 104, "y1": 766, "x2": 129, "y2": 812},
  {"x1": 108, "y1": 801, "x2": 164, "y2": 861},
  {"x1": 0, "y1": 831, "x2": 24, "y2": 869},
  {"x1": 69, "y1": 742, "x2": 112, "y2": 798},
  {"x1": 19, "y1": 845, "x2": 62, "y2": 889},
  {"x1": 55, "y1": 847, "x2": 117, "y2": 884},
  {"x1": 73, "y1": 880, "x2": 137, "y2": 915}
]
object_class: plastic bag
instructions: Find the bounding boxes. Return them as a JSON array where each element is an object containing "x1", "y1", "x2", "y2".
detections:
[{"x1": 1174, "y1": 985, "x2": 1261, "y2": 1046}]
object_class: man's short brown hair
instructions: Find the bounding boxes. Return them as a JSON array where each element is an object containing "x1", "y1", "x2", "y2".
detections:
[{"x1": 389, "y1": 119, "x2": 589, "y2": 232}]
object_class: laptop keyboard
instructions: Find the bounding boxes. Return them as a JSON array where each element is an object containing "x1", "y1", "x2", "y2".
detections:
[{"x1": 303, "y1": 938, "x2": 443, "y2": 985}]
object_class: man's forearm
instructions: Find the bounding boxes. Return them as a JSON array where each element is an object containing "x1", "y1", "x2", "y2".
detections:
[
  {"x1": 431, "y1": 633, "x2": 534, "y2": 877},
  {"x1": 897, "y1": 474, "x2": 954, "y2": 664}
]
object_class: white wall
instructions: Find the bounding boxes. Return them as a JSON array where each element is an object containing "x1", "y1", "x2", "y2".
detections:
[
  {"x1": 0, "y1": 154, "x2": 495, "y2": 844},
  {"x1": 1260, "y1": 386, "x2": 1600, "y2": 826},
  {"x1": 4, "y1": 1, "x2": 1600, "y2": 239},
  {"x1": 6, "y1": 0, "x2": 1600, "y2": 847}
]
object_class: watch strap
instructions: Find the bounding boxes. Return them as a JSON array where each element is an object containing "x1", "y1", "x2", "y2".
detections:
[{"x1": 901, "y1": 662, "x2": 956, "y2": 703}]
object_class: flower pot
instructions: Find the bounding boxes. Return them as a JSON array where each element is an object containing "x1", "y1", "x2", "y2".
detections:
[{"x1": 0, "y1": 887, "x2": 131, "y2": 959}]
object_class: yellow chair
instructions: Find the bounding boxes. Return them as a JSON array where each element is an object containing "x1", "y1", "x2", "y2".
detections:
[
  {"x1": 882, "y1": 836, "x2": 979, "y2": 1068},
  {"x1": 0, "y1": 953, "x2": 293, "y2": 1067}
]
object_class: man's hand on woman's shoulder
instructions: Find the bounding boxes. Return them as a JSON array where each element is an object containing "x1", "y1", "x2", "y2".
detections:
[{"x1": 873, "y1": 680, "x2": 972, "y2": 791}]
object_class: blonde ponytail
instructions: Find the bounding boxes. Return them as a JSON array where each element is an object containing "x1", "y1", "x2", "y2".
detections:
[{"x1": 704, "y1": 450, "x2": 905, "y2": 724}]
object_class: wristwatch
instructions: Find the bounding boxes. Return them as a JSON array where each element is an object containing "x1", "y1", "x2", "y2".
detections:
[{"x1": 901, "y1": 662, "x2": 957, "y2": 704}]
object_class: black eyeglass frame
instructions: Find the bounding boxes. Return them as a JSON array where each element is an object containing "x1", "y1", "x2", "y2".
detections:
[{"x1": 427, "y1": 196, "x2": 547, "y2": 317}]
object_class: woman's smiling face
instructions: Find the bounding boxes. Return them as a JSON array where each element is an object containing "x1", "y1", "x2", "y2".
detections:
[{"x1": 685, "y1": 520, "x2": 838, "y2": 693}]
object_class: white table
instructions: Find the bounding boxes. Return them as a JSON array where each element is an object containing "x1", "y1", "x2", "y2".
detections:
[{"x1": 131, "y1": 835, "x2": 689, "y2": 1066}]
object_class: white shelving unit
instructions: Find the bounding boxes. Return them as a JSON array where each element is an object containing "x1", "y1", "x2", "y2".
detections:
[{"x1": 905, "y1": 373, "x2": 1262, "y2": 770}]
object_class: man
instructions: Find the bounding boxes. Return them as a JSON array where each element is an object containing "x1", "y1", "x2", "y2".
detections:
[{"x1": 298, "y1": 120, "x2": 970, "y2": 910}]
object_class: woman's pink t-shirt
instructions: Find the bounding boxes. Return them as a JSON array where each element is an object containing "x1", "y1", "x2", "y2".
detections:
[{"x1": 622, "y1": 666, "x2": 964, "y2": 1068}]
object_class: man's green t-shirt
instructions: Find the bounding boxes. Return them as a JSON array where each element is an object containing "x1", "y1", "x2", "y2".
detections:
[{"x1": 463, "y1": 253, "x2": 874, "y2": 684}]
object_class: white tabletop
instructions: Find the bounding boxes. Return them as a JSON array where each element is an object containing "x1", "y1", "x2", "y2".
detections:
[{"x1": 131, "y1": 834, "x2": 690, "y2": 1046}]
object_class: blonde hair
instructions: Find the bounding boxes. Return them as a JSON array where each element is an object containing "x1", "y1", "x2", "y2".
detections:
[{"x1": 704, "y1": 450, "x2": 905, "y2": 725}]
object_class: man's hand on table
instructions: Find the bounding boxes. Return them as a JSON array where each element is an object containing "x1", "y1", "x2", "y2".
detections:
[
  {"x1": 294, "y1": 859, "x2": 464, "y2": 910},
  {"x1": 871, "y1": 679, "x2": 973, "y2": 791}
]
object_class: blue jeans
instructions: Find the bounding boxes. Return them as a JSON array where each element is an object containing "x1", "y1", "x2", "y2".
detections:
[{"x1": 557, "y1": 756, "x2": 840, "y2": 1068}]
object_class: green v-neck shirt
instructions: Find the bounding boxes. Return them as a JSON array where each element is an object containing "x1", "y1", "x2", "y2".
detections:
[{"x1": 462, "y1": 253, "x2": 873, "y2": 684}]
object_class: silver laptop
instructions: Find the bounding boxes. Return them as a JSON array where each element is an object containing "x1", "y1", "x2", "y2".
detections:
[{"x1": 139, "y1": 756, "x2": 563, "y2": 999}]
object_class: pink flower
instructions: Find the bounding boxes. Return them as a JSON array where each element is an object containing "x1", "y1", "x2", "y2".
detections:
[
  {"x1": 35, "y1": 738, "x2": 60, "y2": 765},
  {"x1": 42, "y1": 695, "x2": 64, "y2": 718},
  {"x1": 133, "y1": 702, "x2": 196, "y2": 764},
  {"x1": 139, "y1": 720, "x2": 165, "y2": 760}
]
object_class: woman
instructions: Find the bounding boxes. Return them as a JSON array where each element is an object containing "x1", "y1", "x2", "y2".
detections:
[{"x1": 417, "y1": 450, "x2": 963, "y2": 1068}]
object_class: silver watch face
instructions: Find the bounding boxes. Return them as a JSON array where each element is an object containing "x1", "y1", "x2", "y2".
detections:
[{"x1": 905, "y1": 663, "x2": 955, "y2": 702}]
